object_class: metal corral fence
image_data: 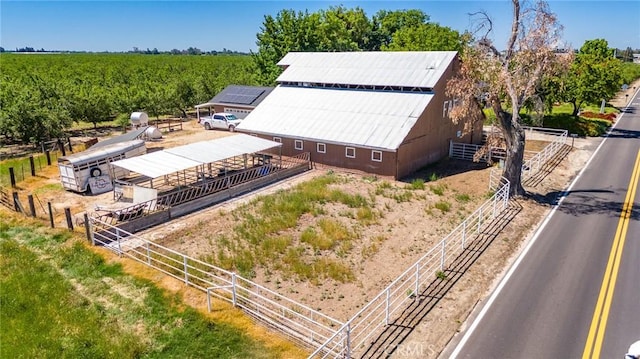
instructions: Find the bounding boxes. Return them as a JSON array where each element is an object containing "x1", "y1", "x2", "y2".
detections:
[
  {"x1": 89, "y1": 219, "x2": 345, "y2": 351},
  {"x1": 520, "y1": 127, "x2": 568, "y2": 182},
  {"x1": 487, "y1": 127, "x2": 568, "y2": 190},
  {"x1": 93, "y1": 153, "x2": 311, "y2": 226},
  {"x1": 309, "y1": 177, "x2": 511, "y2": 358}
]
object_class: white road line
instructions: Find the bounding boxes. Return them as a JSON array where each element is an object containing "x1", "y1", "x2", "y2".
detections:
[{"x1": 449, "y1": 86, "x2": 640, "y2": 358}]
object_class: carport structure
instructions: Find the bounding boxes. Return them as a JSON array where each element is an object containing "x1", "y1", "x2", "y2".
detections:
[
  {"x1": 111, "y1": 134, "x2": 282, "y2": 192},
  {"x1": 95, "y1": 134, "x2": 311, "y2": 231}
]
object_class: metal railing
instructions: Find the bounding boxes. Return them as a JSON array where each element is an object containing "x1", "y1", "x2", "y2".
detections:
[
  {"x1": 309, "y1": 177, "x2": 510, "y2": 358},
  {"x1": 89, "y1": 219, "x2": 344, "y2": 351},
  {"x1": 488, "y1": 127, "x2": 567, "y2": 190},
  {"x1": 93, "y1": 153, "x2": 310, "y2": 226}
]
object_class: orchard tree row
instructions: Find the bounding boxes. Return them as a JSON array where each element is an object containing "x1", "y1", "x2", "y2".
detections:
[{"x1": 0, "y1": 54, "x2": 256, "y2": 143}]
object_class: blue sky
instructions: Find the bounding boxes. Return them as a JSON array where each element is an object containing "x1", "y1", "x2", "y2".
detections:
[{"x1": 1, "y1": 1, "x2": 639, "y2": 52}]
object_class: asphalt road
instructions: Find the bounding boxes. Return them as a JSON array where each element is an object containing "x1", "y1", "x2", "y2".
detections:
[{"x1": 447, "y1": 89, "x2": 640, "y2": 359}]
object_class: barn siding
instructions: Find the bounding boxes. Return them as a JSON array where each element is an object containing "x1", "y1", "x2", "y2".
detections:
[{"x1": 253, "y1": 135, "x2": 396, "y2": 176}]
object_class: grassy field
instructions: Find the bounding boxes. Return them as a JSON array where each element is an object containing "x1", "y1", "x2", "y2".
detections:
[{"x1": 0, "y1": 216, "x2": 304, "y2": 358}]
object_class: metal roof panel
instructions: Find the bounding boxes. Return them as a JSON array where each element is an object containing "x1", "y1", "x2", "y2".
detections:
[
  {"x1": 237, "y1": 86, "x2": 433, "y2": 150},
  {"x1": 276, "y1": 51, "x2": 457, "y2": 88}
]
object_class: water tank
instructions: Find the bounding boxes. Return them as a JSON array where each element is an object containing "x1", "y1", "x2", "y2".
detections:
[
  {"x1": 130, "y1": 112, "x2": 149, "y2": 127},
  {"x1": 144, "y1": 126, "x2": 163, "y2": 140}
]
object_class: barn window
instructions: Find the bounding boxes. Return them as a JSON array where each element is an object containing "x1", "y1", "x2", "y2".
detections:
[
  {"x1": 345, "y1": 147, "x2": 356, "y2": 158},
  {"x1": 371, "y1": 150, "x2": 382, "y2": 162},
  {"x1": 273, "y1": 137, "x2": 282, "y2": 143},
  {"x1": 317, "y1": 143, "x2": 326, "y2": 154},
  {"x1": 294, "y1": 140, "x2": 303, "y2": 150}
]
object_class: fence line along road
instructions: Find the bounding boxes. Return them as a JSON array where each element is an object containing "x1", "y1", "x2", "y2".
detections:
[{"x1": 309, "y1": 177, "x2": 511, "y2": 358}]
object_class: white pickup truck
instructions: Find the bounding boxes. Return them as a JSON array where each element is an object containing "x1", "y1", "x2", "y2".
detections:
[{"x1": 199, "y1": 113, "x2": 242, "y2": 132}]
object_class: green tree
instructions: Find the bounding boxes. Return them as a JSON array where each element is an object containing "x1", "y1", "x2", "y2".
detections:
[
  {"x1": 566, "y1": 39, "x2": 623, "y2": 115},
  {"x1": 382, "y1": 23, "x2": 466, "y2": 52},
  {"x1": 370, "y1": 9, "x2": 429, "y2": 50}
]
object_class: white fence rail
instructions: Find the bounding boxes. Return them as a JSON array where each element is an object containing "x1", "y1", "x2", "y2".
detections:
[
  {"x1": 309, "y1": 177, "x2": 511, "y2": 358},
  {"x1": 88, "y1": 220, "x2": 344, "y2": 351}
]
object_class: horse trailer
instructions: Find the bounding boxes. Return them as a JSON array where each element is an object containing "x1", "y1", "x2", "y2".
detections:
[{"x1": 58, "y1": 140, "x2": 146, "y2": 193}]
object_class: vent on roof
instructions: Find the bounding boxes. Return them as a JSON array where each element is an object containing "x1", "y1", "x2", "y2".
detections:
[{"x1": 217, "y1": 88, "x2": 265, "y2": 105}]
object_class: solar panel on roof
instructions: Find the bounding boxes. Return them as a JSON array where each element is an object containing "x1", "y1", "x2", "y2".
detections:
[{"x1": 218, "y1": 88, "x2": 265, "y2": 105}]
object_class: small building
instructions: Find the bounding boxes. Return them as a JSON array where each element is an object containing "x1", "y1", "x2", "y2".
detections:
[
  {"x1": 195, "y1": 85, "x2": 274, "y2": 121},
  {"x1": 237, "y1": 51, "x2": 483, "y2": 179}
]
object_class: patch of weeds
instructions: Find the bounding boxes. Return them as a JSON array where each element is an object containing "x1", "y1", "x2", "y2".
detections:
[
  {"x1": 356, "y1": 207, "x2": 377, "y2": 224},
  {"x1": 436, "y1": 270, "x2": 448, "y2": 280},
  {"x1": 362, "y1": 175, "x2": 378, "y2": 183},
  {"x1": 393, "y1": 190, "x2": 413, "y2": 203},
  {"x1": 455, "y1": 193, "x2": 471, "y2": 203},
  {"x1": 407, "y1": 178, "x2": 425, "y2": 190},
  {"x1": 429, "y1": 172, "x2": 439, "y2": 182},
  {"x1": 300, "y1": 227, "x2": 334, "y2": 250},
  {"x1": 430, "y1": 183, "x2": 447, "y2": 196},
  {"x1": 434, "y1": 201, "x2": 451, "y2": 213}
]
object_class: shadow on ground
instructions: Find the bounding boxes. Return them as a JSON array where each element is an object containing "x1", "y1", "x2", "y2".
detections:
[{"x1": 358, "y1": 200, "x2": 523, "y2": 358}]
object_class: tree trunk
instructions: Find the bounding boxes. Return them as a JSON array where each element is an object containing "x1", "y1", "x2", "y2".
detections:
[
  {"x1": 571, "y1": 101, "x2": 579, "y2": 116},
  {"x1": 493, "y1": 101, "x2": 526, "y2": 197}
]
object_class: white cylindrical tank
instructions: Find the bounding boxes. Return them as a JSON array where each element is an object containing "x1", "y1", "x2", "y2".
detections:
[
  {"x1": 144, "y1": 126, "x2": 162, "y2": 140},
  {"x1": 130, "y1": 112, "x2": 149, "y2": 127}
]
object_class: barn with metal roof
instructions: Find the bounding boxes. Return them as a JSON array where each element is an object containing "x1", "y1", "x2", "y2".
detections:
[
  {"x1": 195, "y1": 85, "x2": 274, "y2": 120},
  {"x1": 237, "y1": 51, "x2": 483, "y2": 179}
]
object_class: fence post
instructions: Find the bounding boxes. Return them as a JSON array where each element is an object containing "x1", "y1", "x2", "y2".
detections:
[
  {"x1": 146, "y1": 242, "x2": 151, "y2": 264},
  {"x1": 462, "y1": 221, "x2": 467, "y2": 249},
  {"x1": 492, "y1": 194, "x2": 497, "y2": 218},
  {"x1": 27, "y1": 195, "x2": 36, "y2": 217},
  {"x1": 64, "y1": 207, "x2": 73, "y2": 230},
  {"x1": 231, "y1": 273, "x2": 237, "y2": 307},
  {"x1": 415, "y1": 263, "x2": 420, "y2": 299},
  {"x1": 477, "y1": 207, "x2": 482, "y2": 233},
  {"x1": 83, "y1": 213, "x2": 92, "y2": 243},
  {"x1": 58, "y1": 139, "x2": 66, "y2": 157},
  {"x1": 184, "y1": 256, "x2": 189, "y2": 284},
  {"x1": 345, "y1": 322, "x2": 352, "y2": 359},
  {"x1": 385, "y1": 288, "x2": 390, "y2": 325},
  {"x1": 207, "y1": 288, "x2": 212, "y2": 312},
  {"x1": 9, "y1": 168, "x2": 16, "y2": 187},
  {"x1": 45, "y1": 150, "x2": 51, "y2": 166},
  {"x1": 12, "y1": 191, "x2": 20, "y2": 212},
  {"x1": 116, "y1": 227, "x2": 122, "y2": 256},
  {"x1": 29, "y1": 156, "x2": 36, "y2": 177},
  {"x1": 48, "y1": 202, "x2": 54, "y2": 228},
  {"x1": 440, "y1": 239, "x2": 446, "y2": 270},
  {"x1": 67, "y1": 137, "x2": 73, "y2": 153}
]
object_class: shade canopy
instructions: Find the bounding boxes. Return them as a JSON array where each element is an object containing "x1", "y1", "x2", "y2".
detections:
[{"x1": 111, "y1": 134, "x2": 281, "y2": 178}]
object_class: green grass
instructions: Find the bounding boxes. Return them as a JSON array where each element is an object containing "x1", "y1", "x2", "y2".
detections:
[
  {"x1": 542, "y1": 113, "x2": 610, "y2": 137},
  {"x1": 455, "y1": 193, "x2": 471, "y2": 203},
  {"x1": 434, "y1": 201, "x2": 452, "y2": 213},
  {"x1": 407, "y1": 178, "x2": 425, "y2": 190},
  {"x1": 0, "y1": 223, "x2": 276, "y2": 359},
  {"x1": 430, "y1": 184, "x2": 447, "y2": 196},
  {"x1": 203, "y1": 173, "x2": 365, "y2": 282}
]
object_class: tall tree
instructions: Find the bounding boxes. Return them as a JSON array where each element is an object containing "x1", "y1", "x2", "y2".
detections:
[
  {"x1": 447, "y1": 0, "x2": 569, "y2": 197},
  {"x1": 251, "y1": 7, "x2": 441, "y2": 85},
  {"x1": 565, "y1": 39, "x2": 623, "y2": 115},
  {"x1": 382, "y1": 23, "x2": 467, "y2": 52}
]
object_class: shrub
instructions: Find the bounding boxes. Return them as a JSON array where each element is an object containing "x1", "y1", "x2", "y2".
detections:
[
  {"x1": 408, "y1": 178, "x2": 425, "y2": 190},
  {"x1": 430, "y1": 184, "x2": 446, "y2": 196},
  {"x1": 434, "y1": 201, "x2": 451, "y2": 213}
]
